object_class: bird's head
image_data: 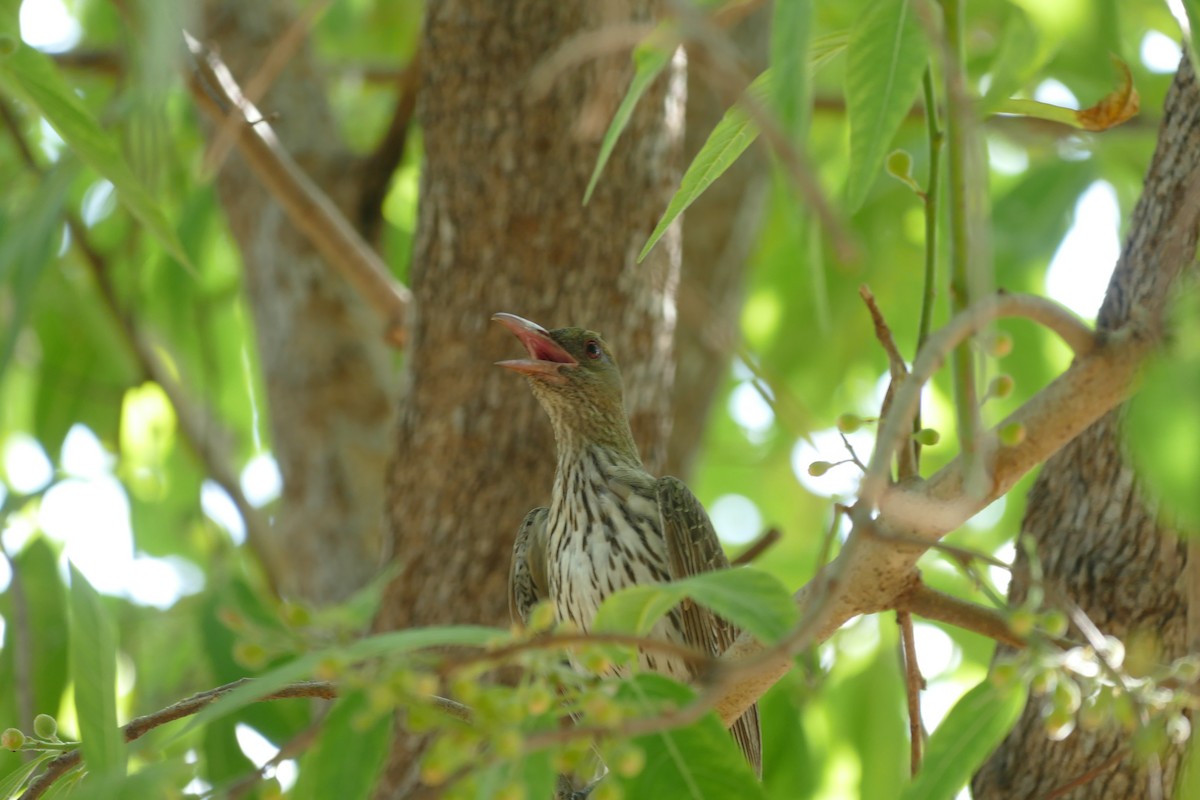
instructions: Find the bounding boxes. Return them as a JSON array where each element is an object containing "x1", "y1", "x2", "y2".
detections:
[{"x1": 492, "y1": 312, "x2": 637, "y2": 457}]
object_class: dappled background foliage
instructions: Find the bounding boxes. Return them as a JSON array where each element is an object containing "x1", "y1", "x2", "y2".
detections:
[{"x1": 0, "y1": 0, "x2": 1194, "y2": 797}]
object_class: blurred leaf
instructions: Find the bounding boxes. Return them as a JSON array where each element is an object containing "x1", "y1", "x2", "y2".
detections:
[
  {"x1": 979, "y1": 3, "x2": 1044, "y2": 113},
  {"x1": 189, "y1": 625, "x2": 500, "y2": 731},
  {"x1": 58, "y1": 758, "x2": 190, "y2": 800},
  {"x1": 0, "y1": 752, "x2": 56, "y2": 799},
  {"x1": 594, "y1": 566, "x2": 796, "y2": 645},
  {"x1": 292, "y1": 689, "x2": 391, "y2": 800},
  {"x1": 770, "y1": 0, "x2": 812, "y2": 140},
  {"x1": 68, "y1": 564, "x2": 125, "y2": 777},
  {"x1": 0, "y1": 536, "x2": 70, "y2": 718},
  {"x1": 1126, "y1": 287, "x2": 1200, "y2": 532},
  {"x1": 639, "y1": 71, "x2": 771, "y2": 262},
  {"x1": 0, "y1": 45, "x2": 189, "y2": 266},
  {"x1": 584, "y1": 30, "x2": 673, "y2": 204},
  {"x1": 844, "y1": 0, "x2": 927, "y2": 212},
  {"x1": 201, "y1": 717, "x2": 253, "y2": 788},
  {"x1": 760, "y1": 674, "x2": 817, "y2": 796},
  {"x1": 0, "y1": 161, "x2": 74, "y2": 381},
  {"x1": 901, "y1": 679, "x2": 1026, "y2": 800},
  {"x1": 1181, "y1": 0, "x2": 1200, "y2": 75},
  {"x1": 614, "y1": 674, "x2": 766, "y2": 799}
]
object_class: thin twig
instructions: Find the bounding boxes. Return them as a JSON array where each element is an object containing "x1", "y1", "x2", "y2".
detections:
[
  {"x1": 895, "y1": 582, "x2": 1024, "y2": 649},
  {"x1": 184, "y1": 32, "x2": 411, "y2": 347},
  {"x1": 897, "y1": 611, "x2": 924, "y2": 776},
  {"x1": 731, "y1": 528, "x2": 781, "y2": 566},
  {"x1": 202, "y1": 0, "x2": 333, "y2": 175},
  {"x1": 859, "y1": 285, "x2": 917, "y2": 479},
  {"x1": 860, "y1": 292, "x2": 1099, "y2": 512},
  {"x1": 21, "y1": 680, "x2": 338, "y2": 800}
]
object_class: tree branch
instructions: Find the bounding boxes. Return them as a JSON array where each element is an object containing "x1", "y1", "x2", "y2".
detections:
[
  {"x1": 184, "y1": 32, "x2": 411, "y2": 347},
  {"x1": 21, "y1": 680, "x2": 337, "y2": 800}
]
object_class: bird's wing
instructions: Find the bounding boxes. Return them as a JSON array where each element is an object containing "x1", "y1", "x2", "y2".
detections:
[
  {"x1": 656, "y1": 476, "x2": 762, "y2": 778},
  {"x1": 510, "y1": 507, "x2": 550, "y2": 627}
]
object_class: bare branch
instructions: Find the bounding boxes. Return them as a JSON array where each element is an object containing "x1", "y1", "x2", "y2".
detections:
[
  {"x1": 897, "y1": 611, "x2": 924, "y2": 776},
  {"x1": 184, "y1": 32, "x2": 411, "y2": 347}
]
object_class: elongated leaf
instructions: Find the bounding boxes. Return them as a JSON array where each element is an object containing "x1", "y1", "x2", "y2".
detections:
[
  {"x1": 901, "y1": 679, "x2": 1026, "y2": 800},
  {"x1": 594, "y1": 567, "x2": 796, "y2": 645},
  {"x1": 292, "y1": 690, "x2": 391, "y2": 800},
  {"x1": 639, "y1": 71, "x2": 771, "y2": 263},
  {"x1": 615, "y1": 675, "x2": 766, "y2": 800},
  {"x1": 979, "y1": 2, "x2": 1044, "y2": 114},
  {"x1": 0, "y1": 44, "x2": 189, "y2": 266},
  {"x1": 68, "y1": 564, "x2": 125, "y2": 777},
  {"x1": 844, "y1": 0, "x2": 927, "y2": 212},
  {"x1": 189, "y1": 625, "x2": 499, "y2": 731},
  {"x1": 0, "y1": 752, "x2": 56, "y2": 799},
  {"x1": 0, "y1": 161, "x2": 75, "y2": 381},
  {"x1": 770, "y1": 0, "x2": 812, "y2": 140},
  {"x1": 672, "y1": 568, "x2": 797, "y2": 644},
  {"x1": 584, "y1": 32, "x2": 673, "y2": 205},
  {"x1": 593, "y1": 583, "x2": 687, "y2": 636}
]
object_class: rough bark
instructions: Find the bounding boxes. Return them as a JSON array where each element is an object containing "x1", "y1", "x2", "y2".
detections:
[
  {"x1": 973, "y1": 57, "x2": 1200, "y2": 800},
  {"x1": 667, "y1": 9, "x2": 770, "y2": 480},
  {"x1": 201, "y1": 0, "x2": 394, "y2": 604},
  {"x1": 374, "y1": 1, "x2": 684, "y2": 795}
]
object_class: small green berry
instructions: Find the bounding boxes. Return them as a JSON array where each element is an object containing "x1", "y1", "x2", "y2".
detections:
[
  {"x1": 999, "y1": 422, "x2": 1026, "y2": 447},
  {"x1": 837, "y1": 414, "x2": 864, "y2": 434},
  {"x1": 1, "y1": 728, "x2": 24, "y2": 750},
  {"x1": 808, "y1": 461, "x2": 832, "y2": 477},
  {"x1": 989, "y1": 374, "x2": 1014, "y2": 400},
  {"x1": 913, "y1": 428, "x2": 940, "y2": 446},
  {"x1": 1039, "y1": 609, "x2": 1069, "y2": 638},
  {"x1": 989, "y1": 332, "x2": 1014, "y2": 358},
  {"x1": 33, "y1": 714, "x2": 57, "y2": 739}
]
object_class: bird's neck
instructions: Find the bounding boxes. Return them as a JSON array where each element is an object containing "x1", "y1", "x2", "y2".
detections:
[{"x1": 543, "y1": 403, "x2": 643, "y2": 471}]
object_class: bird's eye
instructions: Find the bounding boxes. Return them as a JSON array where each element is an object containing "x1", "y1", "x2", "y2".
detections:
[{"x1": 584, "y1": 340, "x2": 602, "y2": 360}]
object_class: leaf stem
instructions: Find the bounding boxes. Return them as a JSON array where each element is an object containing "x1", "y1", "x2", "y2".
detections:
[
  {"x1": 915, "y1": 66, "x2": 943, "y2": 468},
  {"x1": 939, "y1": 0, "x2": 980, "y2": 457}
]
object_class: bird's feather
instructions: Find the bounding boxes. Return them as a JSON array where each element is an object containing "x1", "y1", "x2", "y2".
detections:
[
  {"x1": 510, "y1": 506, "x2": 550, "y2": 626},
  {"x1": 657, "y1": 475, "x2": 763, "y2": 777}
]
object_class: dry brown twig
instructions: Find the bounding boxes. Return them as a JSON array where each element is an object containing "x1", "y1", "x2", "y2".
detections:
[{"x1": 184, "y1": 32, "x2": 411, "y2": 348}]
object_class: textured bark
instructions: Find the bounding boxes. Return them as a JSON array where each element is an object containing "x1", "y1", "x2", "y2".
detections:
[
  {"x1": 374, "y1": 2, "x2": 684, "y2": 795},
  {"x1": 973, "y1": 57, "x2": 1200, "y2": 799},
  {"x1": 667, "y1": 9, "x2": 770, "y2": 479},
  {"x1": 202, "y1": 0, "x2": 394, "y2": 604}
]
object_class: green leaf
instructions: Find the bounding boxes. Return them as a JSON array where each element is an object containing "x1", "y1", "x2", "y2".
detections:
[
  {"x1": 671, "y1": 568, "x2": 797, "y2": 644},
  {"x1": 1126, "y1": 286, "x2": 1200, "y2": 532},
  {"x1": 0, "y1": 752, "x2": 56, "y2": 799},
  {"x1": 1182, "y1": 0, "x2": 1200, "y2": 77},
  {"x1": 639, "y1": 71, "x2": 771, "y2": 263},
  {"x1": 843, "y1": 0, "x2": 928, "y2": 212},
  {"x1": 614, "y1": 675, "x2": 766, "y2": 799},
  {"x1": 979, "y1": 2, "x2": 1044, "y2": 114},
  {"x1": 292, "y1": 689, "x2": 392, "y2": 800},
  {"x1": 593, "y1": 583, "x2": 687, "y2": 636},
  {"x1": 584, "y1": 31, "x2": 673, "y2": 205},
  {"x1": 68, "y1": 564, "x2": 125, "y2": 777},
  {"x1": 0, "y1": 0, "x2": 16, "y2": 56},
  {"x1": 901, "y1": 679, "x2": 1026, "y2": 800},
  {"x1": 0, "y1": 537, "x2": 70, "y2": 720},
  {"x1": 0, "y1": 45, "x2": 190, "y2": 267},
  {"x1": 595, "y1": 567, "x2": 796, "y2": 645},
  {"x1": 189, "y1": 625, "x2": 500, "y2": 731},
  {"x1": 0, "y1": 161, "x2": 75, "y2": 382},
  {"x1": 769, "y1": 0, "x2": 812, "y2": 140}
]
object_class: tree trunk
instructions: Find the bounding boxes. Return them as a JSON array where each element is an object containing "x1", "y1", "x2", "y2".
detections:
[
  {"x1": 374, "y1": 1, "x2": 684, "y2": 795},
  {"x1": 973, "y1": 56, "x2": 1200, "y2": 799},
  {"x1": 202, "y1": 0, "x2": 394, "y2": 604}
]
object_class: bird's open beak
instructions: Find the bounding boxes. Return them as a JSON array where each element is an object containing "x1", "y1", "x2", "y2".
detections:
[{"x1": 492, "y1": 313, "x2": 577, "y2": 379}]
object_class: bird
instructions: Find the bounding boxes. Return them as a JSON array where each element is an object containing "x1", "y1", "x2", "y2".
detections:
[{"x1": 493, "y1": 312, "x2": 762, "y2": 777}]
